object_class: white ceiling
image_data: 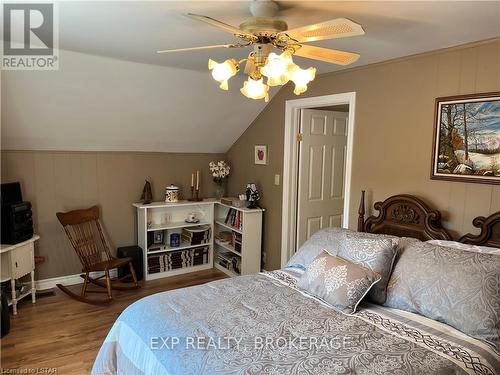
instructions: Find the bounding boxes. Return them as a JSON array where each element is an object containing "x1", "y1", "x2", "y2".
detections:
[{"x1": 2, "y1": 1, "x2": 500, "y2": 152}]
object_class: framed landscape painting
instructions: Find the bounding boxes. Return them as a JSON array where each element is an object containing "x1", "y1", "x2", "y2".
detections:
[{"x1": 431, "y1": 92, "x2": 500, "y2": 184}]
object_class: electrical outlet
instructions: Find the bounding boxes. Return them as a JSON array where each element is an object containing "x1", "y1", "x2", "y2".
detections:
[{"x1": 274, "y1": 174, "x2": 280, "y2": 186}]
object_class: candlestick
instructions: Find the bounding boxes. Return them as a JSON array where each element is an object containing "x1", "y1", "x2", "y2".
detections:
[{"x1": 188, "y1": 186, "x2": 202, "y2": 201}]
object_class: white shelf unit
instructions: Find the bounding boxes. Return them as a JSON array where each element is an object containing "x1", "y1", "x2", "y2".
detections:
[
  {"x1": 213, "y1": 203, "x2": 263, "y2": 277},
  {"x1": 134, "y1": 200, "x2": 263, "y2": 280},
  {"x1": 134, "y1": 201, "x2": 214, "y2": 281}
]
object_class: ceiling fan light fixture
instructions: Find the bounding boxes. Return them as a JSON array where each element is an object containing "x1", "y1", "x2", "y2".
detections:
[
  {"x1": 240, "y1": 77, "x2": 269, "y2": 102},
  {"x1": 160, "y1": 9, "x2": 365, "y2": 101},
  {"x1": 290, "y1": 66, "x2": 316, "y2": 95},
  {"x1": 208, "y1": 58, "x2": 239, "y2": 90}
]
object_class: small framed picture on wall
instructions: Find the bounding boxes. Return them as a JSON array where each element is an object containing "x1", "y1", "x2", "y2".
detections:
[{"x1": 254, "y1": 145, "x2": 268, "y2": 165}]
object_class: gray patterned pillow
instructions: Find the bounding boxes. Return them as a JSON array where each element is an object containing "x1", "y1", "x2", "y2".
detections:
[
  {"x1": 384, "y1": 241, "x2": 500, "y2": 350},
  {"x1": 286, "y1": 227, "x2": 351, "y2": 270},
  {"x1": 286, "y1": 228, "x2": 410, "y2": 271},
  {"x1": 337, "y1": 237, "x2": 396, "y2": 304},
  {"x1": 298, "y1": 251, "x2": 381, "y2": 314},
  {"x1": 427, "y1": 239, "x2": 500, "y2": 255}
]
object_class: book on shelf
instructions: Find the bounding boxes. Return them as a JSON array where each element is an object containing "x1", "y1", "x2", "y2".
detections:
[
  {"x1": 224, "y1": 208, "x2": 243, "y2": 231},
  {"x1": 181, "y1": 225, "x2": 211, "y2": 245},
  {"x1": 216, "y1": 250, "x2": 241, "y2": 274},
  {"x1": 232, "y1": 232, "x2": 242, "y2": 252},
  {"x1": 148, "y1": 246, "x2": 209, "y2": 273}
]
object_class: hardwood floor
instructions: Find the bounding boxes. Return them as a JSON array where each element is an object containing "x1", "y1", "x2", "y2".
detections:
[{"x1": 1, "y1": 269, "x2": 226, "y2": 374}]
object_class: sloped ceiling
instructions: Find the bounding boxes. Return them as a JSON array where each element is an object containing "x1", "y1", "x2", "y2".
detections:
[{"x1": 2, "y1": 1, "x2": 499, "y2": 152}]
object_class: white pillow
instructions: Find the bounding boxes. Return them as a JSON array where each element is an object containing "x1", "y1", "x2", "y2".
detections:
[{"x1": 426, "y1": 239, "x2": 500, "y2": 255}]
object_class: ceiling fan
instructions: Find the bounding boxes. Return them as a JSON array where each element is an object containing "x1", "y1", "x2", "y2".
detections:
[{"x1": 157, "y1": 1, "x2": 365, "y2": 101}]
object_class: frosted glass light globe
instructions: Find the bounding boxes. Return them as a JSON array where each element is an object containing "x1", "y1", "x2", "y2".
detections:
[
  {"x1": 211, "y1": 62, "x2": 234, "y2": 81},
  {"x1": 290, "y1": 66, "x2": 316, "y2": 95},
  {"x1": 262, "y1": 52, "x2": 294, "y2": 86},
  {"x1": 240, "y1": 77, "x2": 269, "y2": 101},
  {"x1": 208, "y1": 59, "x2": 238, "y2": 90},
  {"x1": 263, "y1": 53, "x2": 286, "y2": 77}
]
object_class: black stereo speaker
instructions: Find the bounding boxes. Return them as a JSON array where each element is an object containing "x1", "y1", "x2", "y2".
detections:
[
  {"x1": 1, "y1": 182, "x2": 34, "y2": 244},
  {"x1": 1, "y1": 182, "x2": 22, "y2": 206},
  {"x1": 117, "y1": 246, "x2": 144, "y2": 281}
]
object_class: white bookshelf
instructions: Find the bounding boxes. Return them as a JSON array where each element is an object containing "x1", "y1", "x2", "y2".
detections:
[
  {"x1": 213, "y1": 203, "x2": 263, "y2": 277},
  {"x1": 133, "y1": 200, "x2": 263, "y2": 280}
]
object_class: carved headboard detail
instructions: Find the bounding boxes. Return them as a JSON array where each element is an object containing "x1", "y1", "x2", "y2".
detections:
[
  {"x1": 357, "y1": 191, "x2": 452, "y2": 241},
  {"x1": 459, "y1": 212, "x2": 500, "y2": 248}
]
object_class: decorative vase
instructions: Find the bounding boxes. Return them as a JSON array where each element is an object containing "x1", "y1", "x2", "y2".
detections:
[
  {"x1": 215, "y1": 182, "x2": 226, "y2": 200},
  {"x1": 165, "y1": 184, "x2": 179, "y2": 203}
]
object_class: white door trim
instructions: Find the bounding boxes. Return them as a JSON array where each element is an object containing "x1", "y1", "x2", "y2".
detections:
[{"x1": 281, "y1": 92, "x2": 357, "y2": 268}]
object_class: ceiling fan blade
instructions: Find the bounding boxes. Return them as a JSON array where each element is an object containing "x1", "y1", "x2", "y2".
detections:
[
  {"x1": 282, "y1": 18, "x2": 364, "y2": 43},
  {"x1": 157, "y1": 44, "x2": 242, "y2": 54},
  {"x1": 293, "y1": 45, "x2": 360, "y2": 65},
  {"x1": 185, "y1": 13, "x2": 257, "y2": 41}
]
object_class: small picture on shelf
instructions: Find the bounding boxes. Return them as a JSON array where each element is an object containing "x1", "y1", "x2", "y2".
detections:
[{"x1": 153, "y1": 230, "x2": 164, "y2": 244}]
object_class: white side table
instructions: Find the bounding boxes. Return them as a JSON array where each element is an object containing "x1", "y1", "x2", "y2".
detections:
[{"x1": 0, "y1": 235, "x2": 39, "y2": 315}]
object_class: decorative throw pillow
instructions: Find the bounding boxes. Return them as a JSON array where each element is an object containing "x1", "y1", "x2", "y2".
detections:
[
  {"x1": 337, "y1": 237, "x2": 396, "y2": 304},
  {"x1": 297, "y1": 251, "x2": 381, "y2": 314},
  {"x1": 384, "y1": 241, "x2": 500, "y2": 351}
]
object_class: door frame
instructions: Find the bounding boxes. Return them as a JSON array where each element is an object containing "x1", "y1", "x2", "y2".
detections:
[{"x1": 281, "y1": 92, "x2": 357, "y2": 267}]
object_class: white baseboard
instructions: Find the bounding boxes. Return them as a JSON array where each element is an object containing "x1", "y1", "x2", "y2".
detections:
[{"x1": 36, "y1": 269, "x2": 118, "y2": 291}]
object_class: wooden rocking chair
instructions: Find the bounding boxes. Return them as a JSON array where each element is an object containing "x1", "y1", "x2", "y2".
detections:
[{"x1": 56, "y1": 206, "x2": 139, "y2": 305}]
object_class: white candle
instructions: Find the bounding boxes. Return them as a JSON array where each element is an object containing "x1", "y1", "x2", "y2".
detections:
[
  {"x1": 196, "y1": 170, "x2": 200, "y2": 190},
  {"x1": 191, "y1": 173, "x2": 194, "y2": 188}
]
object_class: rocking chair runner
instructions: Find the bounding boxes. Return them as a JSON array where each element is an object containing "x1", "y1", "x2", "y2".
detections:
[{"x1": 56, "y1": 206, "x2": 139, "y2": 305}]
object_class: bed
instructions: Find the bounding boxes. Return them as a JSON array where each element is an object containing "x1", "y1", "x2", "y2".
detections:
[{"x1": 92, "y1": 193, "x2": 500, "y2": 375}]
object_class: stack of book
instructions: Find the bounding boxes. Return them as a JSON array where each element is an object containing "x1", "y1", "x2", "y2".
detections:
[
  {"x1": 216, "y1": 250, "x2": 241, "y2": 274},
  {"x1": 232, "y1": 232, "x2": 242, "y2": 252},
  {"x1": 224, "y1": 208, "x2": 243, "y2": 231},
  {"x1": 182, "y1": 225, "x2": 211, "y2": 245},
  {"x1": 148, "y1": 246, "x2": 209, "y2": 274}
]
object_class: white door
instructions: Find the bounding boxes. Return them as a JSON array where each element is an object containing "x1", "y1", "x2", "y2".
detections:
[{"x1": 296, "y1": 109, "x2": 348, "y2": 249}]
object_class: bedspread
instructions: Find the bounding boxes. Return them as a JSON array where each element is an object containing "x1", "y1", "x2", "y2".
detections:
[{"x1": 92, "y1": 269, "x2": 499, "y2": 375}]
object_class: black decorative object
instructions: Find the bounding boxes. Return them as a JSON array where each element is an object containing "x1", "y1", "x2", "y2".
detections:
[
  {"x1": 245, "y1": 183, "x2": 260, "y2": 209},
  {"x1": 141, "y1": 180, "x2": 153, "y2": 204}
]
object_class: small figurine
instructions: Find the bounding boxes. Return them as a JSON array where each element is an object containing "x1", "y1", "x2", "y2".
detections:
[
  {"x1": 141, "y1": 180, "x2": 153, "y2": 204},
  {"x1": 245, "y1": 183, "x2": 260, "y2": 209}
]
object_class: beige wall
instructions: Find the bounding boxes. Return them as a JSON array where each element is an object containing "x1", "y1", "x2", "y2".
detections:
[
  {"x1": 3, "y1": 39, "x2": 499, "y2": 278},
  {"x1": 1, "y1": 151, "x2": 224, "y2": 279},
  {"x1": 226, "y1": 39, "x2": 500, "y2": 271}
]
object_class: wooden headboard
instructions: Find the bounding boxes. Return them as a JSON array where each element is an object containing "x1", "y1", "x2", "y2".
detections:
[
  {"x1": 357, "y1": 191, "x2": 452, "y2": 241},
  {"x1": 459, "y1": 212, "x2": 500, "y2": 248},
  {"x1": 358, "y1": 191, "x2": 500, "y2": 247}
]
